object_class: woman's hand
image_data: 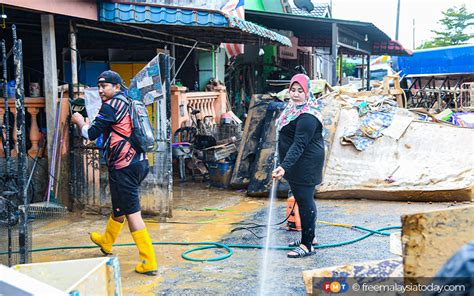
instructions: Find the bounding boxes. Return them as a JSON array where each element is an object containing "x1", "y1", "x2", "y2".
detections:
[{"x1": 272, "y1": 166, "x2": 285, "y2": 180}]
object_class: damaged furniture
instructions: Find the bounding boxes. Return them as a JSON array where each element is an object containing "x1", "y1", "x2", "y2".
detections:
[{"x1": 172, "y1": 127, "x2": 196, "y2": 181}]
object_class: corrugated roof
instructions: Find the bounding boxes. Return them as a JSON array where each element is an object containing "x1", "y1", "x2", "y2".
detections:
[
  {"x1": 99, "y1": 2, "x2": 291, "y2": 46},
  {"x1": 247, "y1": 10, "x2": 412, "y2": 56}
]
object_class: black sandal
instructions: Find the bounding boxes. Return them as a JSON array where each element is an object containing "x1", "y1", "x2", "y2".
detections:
[
  {"x1": 287, "y1": 246, "x2": 315, "y2": 258},
  {"x1": 288, "y1": 239, "x2": 318, "y2": 247}
]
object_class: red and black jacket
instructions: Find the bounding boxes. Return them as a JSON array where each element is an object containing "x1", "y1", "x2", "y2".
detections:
[{"x1": 86, "y1": 93, "x2": 145, "y2": 170}]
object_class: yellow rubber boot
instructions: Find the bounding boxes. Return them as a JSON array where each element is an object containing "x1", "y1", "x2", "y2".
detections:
[
  {"x1": 90, "y1": 217, "x2": 124, "y2": 255},
  {"x1": 131, "y1": 228, "x2": 157, "y2": 275}
]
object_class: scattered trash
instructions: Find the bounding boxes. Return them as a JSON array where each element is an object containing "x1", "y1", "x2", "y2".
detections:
[{"x1": 451, "y1": 112, "x2": 474, "y2": 128}]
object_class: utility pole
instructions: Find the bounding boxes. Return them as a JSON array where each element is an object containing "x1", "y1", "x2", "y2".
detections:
[
  {"x1": 412, "y1": 18, "x2": 415, "y2": 49},
  {"x1": 395, "y1": 0, "x2": 401, "y2": 40}
]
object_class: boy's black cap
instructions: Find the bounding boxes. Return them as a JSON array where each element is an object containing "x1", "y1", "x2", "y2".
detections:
[{"x1": 97, "y1": 70, "x2": 123, "y2": 85}]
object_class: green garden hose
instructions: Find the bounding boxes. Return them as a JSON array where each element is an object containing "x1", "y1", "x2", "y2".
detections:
[{"x1": 0, "y1": 225, "x2": 401, "y2": 262}]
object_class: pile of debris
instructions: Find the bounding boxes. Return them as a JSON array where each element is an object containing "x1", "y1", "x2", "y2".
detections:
[{"x1": 230, "y1": 79, "x2": 473, "y2": 202}]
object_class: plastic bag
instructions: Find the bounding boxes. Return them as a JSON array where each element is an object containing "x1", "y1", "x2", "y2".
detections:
[{"x1": 83, "y1": 87, "x2": 102, "y2": 121}]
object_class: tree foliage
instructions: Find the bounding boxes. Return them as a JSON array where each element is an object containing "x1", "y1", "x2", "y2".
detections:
[
  {"x1": 417, "y1": 5, "x2": 473, "y2": 49},
  {"x1": 342, "y1": 60, "x2": 356, "y2": 77}
]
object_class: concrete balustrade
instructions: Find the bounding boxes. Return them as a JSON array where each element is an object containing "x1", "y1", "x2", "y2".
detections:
[
  {"x1": 0, "y1": 87, "x2": 227, "y2": 160},
  {"x1": 0, "y1": 97, "x2": 46, "y2": 158},
  {"x1": 170, "y1": 85, "x2": 228, "y2": 136}
]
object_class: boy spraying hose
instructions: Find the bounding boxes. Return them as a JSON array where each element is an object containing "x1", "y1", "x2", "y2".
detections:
[{"x1": 71, "y1": 70, "x2": 157, "y2": 275}]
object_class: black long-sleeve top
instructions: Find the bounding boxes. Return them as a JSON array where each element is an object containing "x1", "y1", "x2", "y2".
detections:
[{"x1": 278, "y1": 113, "x2": 325, "y2": 186}]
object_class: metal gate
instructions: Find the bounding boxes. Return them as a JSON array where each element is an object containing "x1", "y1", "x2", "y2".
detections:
[
  {"x1": 401, "y1": 74, "x2": 473, "y2": 110},
  {"x1": 70, "y1": 54, "x2": 173, "y2": 217},
  {"x1": 0, "y1": 25, "x2": 32, "y2": 265}
]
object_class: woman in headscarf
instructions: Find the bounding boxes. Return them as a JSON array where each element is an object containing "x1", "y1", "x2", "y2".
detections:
[{"x1": 272, "y1": 74, "x2": 325, "y2": 258}]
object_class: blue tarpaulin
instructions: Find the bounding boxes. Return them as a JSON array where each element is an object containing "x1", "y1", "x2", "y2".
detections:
[{"x1": 394, "y1": 44, "x2": 474, "y2": 76}]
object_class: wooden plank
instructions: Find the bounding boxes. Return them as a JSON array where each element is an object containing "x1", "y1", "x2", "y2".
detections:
[
  {"x1": 402, "y1": 206, "x2": 474, "y2": 282},
  {"x1": 383, "y1": 76, "x2": 390, "y2": 95},
  {"x1": 41, "y1": 14, "x2": 58, "y2": 167},
  {"x1": 230, "y1": 94, "x2": 271, "y2": 189},
  {"x1": 246, "y1": 101, "x2": 290, "y2": 197}
]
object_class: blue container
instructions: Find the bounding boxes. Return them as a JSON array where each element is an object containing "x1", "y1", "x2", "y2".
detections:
[
  {"x1": 7, "y1": 80, "x2": 15, "y2": 98},
  {"x1": 207, "y1": 160, "x2": 235, "y2": 188}
]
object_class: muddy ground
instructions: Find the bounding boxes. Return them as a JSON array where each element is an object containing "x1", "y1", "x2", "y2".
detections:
[{"x1": 20, "y1": 181, "x2": 472, "y2": 295}]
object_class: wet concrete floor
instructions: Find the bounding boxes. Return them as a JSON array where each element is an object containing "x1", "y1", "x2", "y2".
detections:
[{"x1": 29, "y1": 181, "x2": 472, "y2": 295}]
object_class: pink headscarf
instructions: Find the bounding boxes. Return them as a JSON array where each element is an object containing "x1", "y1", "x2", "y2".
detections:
[
  {"x1": 289, "y1": 74, "x2": 310, "y2": 97},
  {"x1": 275, "y1": 74, "x2": 323, "y2": 131}
]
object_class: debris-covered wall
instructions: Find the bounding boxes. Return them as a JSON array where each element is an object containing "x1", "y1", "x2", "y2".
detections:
[
  {"x1": 235, "y1": 86, "x2": 473, "y2": 201},
  {"x1": 402, "y1": 206, "x2": 474, "y2": 279}
]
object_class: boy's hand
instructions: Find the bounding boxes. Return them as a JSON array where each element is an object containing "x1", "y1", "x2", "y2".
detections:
[{"x1": 71, "y1": 112, "x2": 85, "y2": 127}]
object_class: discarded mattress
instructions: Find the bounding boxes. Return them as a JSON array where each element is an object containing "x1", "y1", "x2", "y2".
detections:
[{"x1": 319, "y1": 108, "x2": 473, "y2": 201}]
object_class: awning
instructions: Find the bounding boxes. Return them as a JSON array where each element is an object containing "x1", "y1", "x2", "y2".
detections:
[
  {"x1": 372, "y1": 40, "x2": 413, "y2": 56},
  {"x1": 99, "y1": 2, "x2": 291, "y2": 47},
  {"x1": 246, "y1": 10, "x2": 412, "y2": 56}
]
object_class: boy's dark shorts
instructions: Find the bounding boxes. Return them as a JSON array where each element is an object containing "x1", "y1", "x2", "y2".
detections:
[{"x1": 109, "y1": 160, "x2": 149, "y2": 217}]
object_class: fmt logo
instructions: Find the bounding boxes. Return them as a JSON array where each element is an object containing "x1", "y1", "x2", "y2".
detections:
[{"x1": 321, "y1": 280, "x2": 349, "y2": 293}]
